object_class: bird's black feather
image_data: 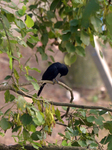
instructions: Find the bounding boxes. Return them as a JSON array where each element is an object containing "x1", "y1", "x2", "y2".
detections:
[{"x1": 37, "y1": 62, "x2": 68, "y2": 96}]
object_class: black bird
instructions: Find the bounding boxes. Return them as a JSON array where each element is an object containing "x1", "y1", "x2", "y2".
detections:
[{"x1": 37, "y1": 62, "x2": 68, "y2": 96}]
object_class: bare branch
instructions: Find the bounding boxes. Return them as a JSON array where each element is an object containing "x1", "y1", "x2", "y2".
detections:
[
  {"x1": 0, "y1": 81, "x2": 112, "y2": 113},
  {"x1": 0, "y1": 144, "x2": 86, "y2": 150}
]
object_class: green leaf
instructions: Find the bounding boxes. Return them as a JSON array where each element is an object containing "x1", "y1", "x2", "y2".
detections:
[
  {"x1": 47, "y1": 11, "x2": 55, "y2": 19},
  {"x1": 50, "y1": 0, "x2": 60, "y2": 11},
  {"x1": 62, "y1": 32, "x2": 71, "y2": 41},
  {"x1": 14, "y1": 69, "x2": 19, "y2": 83},
  {"x1": 20, "y1": 113, "x2": 32, "y2": 126},
  {"x1": 64, "y1": 53, "x2": 77, "y2": 66},
  {"x1": 95, "y1": 116, "x2": 104, "y2": 125},
  {"x1": 61, "y1": 140, "x2": 68, "y2": 146},
  {"x1": 109, "y1": 5, "x2": 112, "y2": 11},
  {"x1": 76, "y1": 46, "x2": 85, "y2": 56},
  {"x1": 12, "y1": 125, "x2": 21, "y2": 133},
  {"x1": 42, "y1": 53, "x2": 48, "y2": 60},
  {"x1": 80, "y1": 127, "x2": 86, "y2": 133},
  {"x1": 37, "y1": 47, "x2": 48, "y2": 60},
  {"x1": 29, "y1": 124, "x2": 36, "y2": 132},
  {"x1": 99, "y1": 50, "x2": 103, "y2": 58},
  {"x1": 31, "y1": 131, "x2": 41, "y2": 141},
  {"x1": 31, "y1": 67, "x2": 41, "y2": 72},
  {"x1": 50, "y1": 55, "x2": 55, "y2": 62},
  {"x1": 29, "y1": 4, "x2": 38, "y2": 11},
  {"x1": 23, "y1": 128, "x2": 30, "y2": 140},
  {"x1": 17, "y1": 96, "x2": 26, "y2": 111},
  {"x1": 87, "y1": 116, "x2": 96, "y2": 123},
  {"x1": 32, "y1": 143, "x2": 41, "y2": 149},
  {"x1": 90, "y1": 16, "x2": 102, "y2": 32},
  {"x1": 0, "y1": 132, "x2": 5, "y2": 137},
  {"x1": 81, "y1": 31, "x2": 90, "y2": 46},
  {"x1": 36, "y1": 111, "x2": 44, "y2": 124},
  {"x1": 78, "y1": 140, "x2": 87, "y2": 147},
  {"x1": 70, "y1": 19, "x2": 79, "y2": 26},
  {"x1": 58, "y1": 133, "x2": 64, "y2": 137},
  {"x1": 89, "y1": 109, "x2": 98, "y2": 115},
  {"x1": 99, "y1": 110, "x2": 107, "y2": 115},
  {"x1": 108, "y1": 141, "x2": 112, "y2": 150},
  {"x1": 18, "y1": 5, "x2": 26, "y2": 16},
  {"x1": 27, "y1": 35, "x2": 39, "y2": 44},
  {"x1": 41, "y1": 33, "x2": 48, "y2": 45},
  {"x1": 31, "y1": 82, "x2": 40, "y2": 91},
  {"x1": 10, "y1": 94, "x2": 15, "y2": 102},
  {"x1": 2, "y1": 15, "x2": 10, "y2": 29},
  {"x1": 25, "y1": 66, "x2": 41, "y2": 73},
  {"x1": 0, "y1": 111, "x2": 3, "y2": 116},
  {"x1": 106, "y1": 13, "x2": 112, "y2": 25},
  {"x1": 73, "y1": 130, "x2": 79, "y2": 136},
  {"x1": 4, "y1": 75, "x2": 12, "y2": 80},
  {"x1": 35, "y1": 54, "x2": 38, "y2": 63},
  {"x1": 104, "y1": 121, "x2": 112, "y2": 134},
  {"x1": 65, "y1": 42, "x2": 76, "y2": 52},
  {"x1": 19, "y1": 87, "x2": 29, "y2": 92},
  {"x1": 15, "y1": 18, "x2": 26, "y2": 29},
  {"x1": 3, "y1": 0, "x2": 11, "y2": 2},
  {"x1": 93, "y1": 124, "x2": 99, "y2": 134},
  {"x1": 6, "y1": 13, "x2": 15, "y2": 22},
  {"x1": 0, "y1": 118, "x2": 11, "y2": 130},
  {"x1": 25, "y1": 74, "x2": 37, "y2": 82},
  {"x1": 54, "y1": 21, "x2": 63, "y2": 29},
  {"x1": 48, "y1": 30, "x2": 55, "y2": 38},
  {"x1": 89, "y1": 142, "x2": 98, "y2": 149},
  {"x1": 33, "y1": 117, "x2": 41, "y2": 126},
  {"x1": 7, "y1": 52, "x2": 12, "y2": 70},
  {"x1": 100, "y1": 134, "x2": 112, "y2": 144},
  {"x1": 65, "y1": 131, "x2": 71, "y2": 140},
  {"x1": 55, "y1": 108, "x2": 64, "y2": 123},
  {"x1": 4, "y1": 90, "x2": 15, "y2": 103},
  {"x1": 25, "y1": 15, "x2": 34, "y2": 28}
]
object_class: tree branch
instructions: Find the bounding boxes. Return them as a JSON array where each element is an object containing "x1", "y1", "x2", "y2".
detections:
[
  {"x1": 0, "y1": 81, "x2": 112, "y2": 113},
  {"x1": 0, "y1": 144, "x2": 86, "y2": 150}
]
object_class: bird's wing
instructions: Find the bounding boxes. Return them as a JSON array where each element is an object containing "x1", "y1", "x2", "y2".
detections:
[{"x1": 42, "y1": 65, "x2": 59, "y2": 80}]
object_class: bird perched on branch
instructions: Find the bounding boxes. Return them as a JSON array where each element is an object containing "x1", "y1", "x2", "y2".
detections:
[{"x1": 37, "y1": 62, "x2": 68, "y2": 96}]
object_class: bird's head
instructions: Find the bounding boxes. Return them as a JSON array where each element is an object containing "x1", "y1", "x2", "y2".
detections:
[{"x1": 59, "y1": 64, "x2": 68, "y2": 77}]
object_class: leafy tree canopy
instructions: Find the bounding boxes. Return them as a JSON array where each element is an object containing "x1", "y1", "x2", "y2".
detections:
[{"x1": 0, "y1": 0, "x2": 112, "y2": 150}]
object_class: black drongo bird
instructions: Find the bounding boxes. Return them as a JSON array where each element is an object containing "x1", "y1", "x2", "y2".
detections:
[{"x1": 37, "y1": 62, "x2": 68, "y2": 96}]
